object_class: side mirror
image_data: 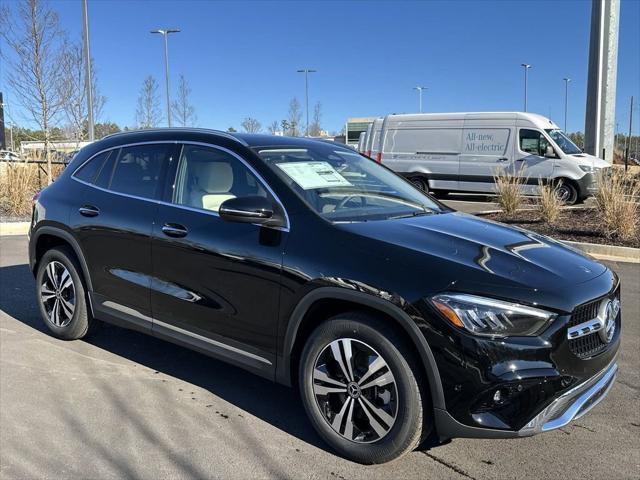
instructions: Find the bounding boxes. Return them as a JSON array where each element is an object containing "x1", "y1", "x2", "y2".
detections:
[
  {"x1": 544, "y1": 145, "x2": 557, "y2": 158},
  {"x1": 219, "y1": 196, "x2": 283, "y2": 227}
]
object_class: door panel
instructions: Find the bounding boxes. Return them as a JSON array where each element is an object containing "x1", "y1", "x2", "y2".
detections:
[
  {"x1": 514, "y1": 129, "x2": 556, "y2": 194},
  {"x1": 72, "y1": 143, "x2": 176, "y2": 323},
  {"x1": 457, "y1": 126, "x2": 513, "y2": 193},
  {"x1": 150, "y1": 144, "x2": 286, "y2": 368}
]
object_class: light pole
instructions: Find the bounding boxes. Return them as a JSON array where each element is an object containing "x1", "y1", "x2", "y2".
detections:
[
  {"x1": 413, "y1": 86, "x2": 428, "y2": 113},
  {"x1": 563, "y1": 78, "x2": 571, "y2": 132},
  {"x1": 297, "y1": 69, "x2": 316, "y2": 136},
  {"x1": 82, "y1": 0, "x2": 94, "y2": 141},
  {"x1": 521, "y1": 63, "x2": 531, "y2": 111},
  {"x1": 151, "y1": 28, "x2": 180, "y2": 127}
]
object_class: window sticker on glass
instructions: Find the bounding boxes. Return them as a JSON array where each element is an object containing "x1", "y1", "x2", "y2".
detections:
[{"x1": 277, "y1": 161, "x2": 353, "y2": 190}]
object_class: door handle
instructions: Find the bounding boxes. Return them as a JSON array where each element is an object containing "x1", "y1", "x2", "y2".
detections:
[
  {"x1": 497, "y1": 157, "x2": 509, "y2": 162},
  {"x1": 161, "y1": 223, "x2": 188, "y2": 238},
  {"x1": 78, "y1": 205, "x2": 100, "y2": 217}
]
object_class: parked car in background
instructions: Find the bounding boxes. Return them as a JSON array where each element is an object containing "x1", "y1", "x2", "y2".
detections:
[
  {"x1": 0, "y1": 150, "x2": 21, "y2": 162},
  {"x1": 376, "y1": 112, "x2": 610, "y2": 204},
  {"x1": 29, "y1": 129, "x2": 620, "y2": 464}
]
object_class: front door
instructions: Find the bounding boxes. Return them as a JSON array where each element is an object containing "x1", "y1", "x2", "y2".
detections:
[
  {"x1": 514, "y1": 128, "x2": 557, "y2": 194},
  {"x1": 150, "y1": 143, "x2": 287, "y2": 375}
]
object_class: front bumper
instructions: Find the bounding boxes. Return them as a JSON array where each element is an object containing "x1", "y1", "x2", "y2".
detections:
[{"x1": 435, "y1": 361, "x2": 618, "y2": 439}]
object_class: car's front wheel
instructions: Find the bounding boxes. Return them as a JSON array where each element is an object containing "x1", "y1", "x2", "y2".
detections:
[{"x1": 299, "y1": 312, "x2": 429, "y2": 464}]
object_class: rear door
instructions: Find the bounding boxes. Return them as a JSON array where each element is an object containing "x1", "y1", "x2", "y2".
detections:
[
  {"x1": 150, "y1": 142, "x2": 287, "y2": 375},
  {"x1": 70, "y1": 142, "x2": 177, "y2": 331}
]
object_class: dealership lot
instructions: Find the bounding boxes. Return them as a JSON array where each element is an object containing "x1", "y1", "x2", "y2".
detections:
[{"x1": 1, "y1": 235, "x2": 638, "y2": 479}]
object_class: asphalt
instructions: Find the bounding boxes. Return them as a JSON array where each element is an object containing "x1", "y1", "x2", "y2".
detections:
[{"x1": 1, "y1": 235, "x2": 638, "y2": 480}]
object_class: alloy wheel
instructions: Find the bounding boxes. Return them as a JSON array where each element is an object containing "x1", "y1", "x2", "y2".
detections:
[
  {"x1": 40, "y1": 261, "x2": 76, "y2": 327},
  {"x1": 312, "y1": 338, "x2": 398, "y2": 443}
]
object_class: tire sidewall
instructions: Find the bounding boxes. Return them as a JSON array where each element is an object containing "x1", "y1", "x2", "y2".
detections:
[
  {"x1": 299, "y1": 317, "x2": 423, "y2": 464},
  {"x1": 36, "y1": 247, "x2": 88, "y2": 340},
  {"x1": 556, "y1": 180, "x2": 578, "y2": 205}
]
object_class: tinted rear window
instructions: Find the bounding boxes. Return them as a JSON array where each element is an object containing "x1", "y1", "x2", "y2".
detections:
[
  {"x1": 109, "y1": 144, "x2": 171, "y2": 199},
  {"x1": 73, "y1": 151, "x2": 111, "y2": 183}
]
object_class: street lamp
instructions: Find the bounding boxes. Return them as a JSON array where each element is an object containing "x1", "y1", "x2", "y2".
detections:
[
  {"x1": 563, "y1": 78, "x2": 571, "y2": 132},
  {"x1": 413, "y1": 86, "x2": 428, "y2": 113},
  {"x1": 297, "y1": 69, "x2": 316, "y2": 136},
  {"x1": 521, "y1": 64, "x2": 532, "y2": 112},
  {"x1": 151, "y1": 28, "x2": 180, "y2": 127},
  {"x1": 82, "y1": 0, "x2": 94, "y2": 141}
]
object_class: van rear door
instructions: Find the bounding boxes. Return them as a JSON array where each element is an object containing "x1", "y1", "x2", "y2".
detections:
[{"x1": 458, "y1": 118, "x2": 514, "y2": 193}]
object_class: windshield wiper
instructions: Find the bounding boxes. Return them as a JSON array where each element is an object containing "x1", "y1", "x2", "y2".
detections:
[{"x1": 389, "y1": 211, "x2": 434, "y2": 220}]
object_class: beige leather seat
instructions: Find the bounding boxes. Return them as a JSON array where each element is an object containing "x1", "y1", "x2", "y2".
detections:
[{"x1": 189, "y1": 161, "x2": 235, "y2": 212}]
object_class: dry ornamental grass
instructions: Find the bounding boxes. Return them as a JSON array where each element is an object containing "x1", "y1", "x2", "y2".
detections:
[
  {"x1": 493, "y1": 167, "x2": 528, "y2": 216},
  {"x1": 537, "y1": 180, "x2": 563, "y2": 224},
  {"x1": 595, "y1": 170, "x2": 640, "y2": 241},
  {"x1": 0, "y1": 162, "x2": 65, "y2": 217}
]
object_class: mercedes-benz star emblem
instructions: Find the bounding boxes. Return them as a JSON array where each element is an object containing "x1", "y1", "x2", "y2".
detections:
[{"x1": 597, "y1": 298, "x2": 620, "y2": 343}]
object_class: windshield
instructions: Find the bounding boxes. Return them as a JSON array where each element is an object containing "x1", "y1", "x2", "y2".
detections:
[
  {"x1": 256, "y1": 143, "x2": 444, "y2": 222},
  {"x1": 545, "y1": 129, "x2": 582, "y2": 155}
]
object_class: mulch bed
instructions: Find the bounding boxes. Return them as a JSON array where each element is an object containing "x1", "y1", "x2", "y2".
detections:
[{"x1": 484, "y1": 208, "x2": 640, "y2": 249}]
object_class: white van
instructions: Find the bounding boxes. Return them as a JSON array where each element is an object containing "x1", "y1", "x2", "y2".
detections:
[
  {"x1": 376, "y1": 112, "x2": 609, "y2": 204},
  {"x1": 357, "y1": 131, "x2": 367, "y2": 154},
  {"x1": 365, "y1": 118, "x2": 383, "y2": 159}
]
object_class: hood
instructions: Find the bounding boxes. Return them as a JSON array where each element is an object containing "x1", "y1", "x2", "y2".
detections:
[
  {"x1": 336, "y1": 212, "x2": 606, "y2": 290},
  {"x1": 569, "y1": 153, "x2": 610, "y2": 169}
]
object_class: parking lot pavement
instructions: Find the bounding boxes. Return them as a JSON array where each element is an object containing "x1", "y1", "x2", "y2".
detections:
[{"x1": 1, "y1": 235, "x2": 638, "y2": 480}]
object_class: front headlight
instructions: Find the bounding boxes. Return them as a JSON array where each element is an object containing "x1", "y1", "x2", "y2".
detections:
[
  {"x1": 430, "y1": 293, "x2": 556, "y2": 337},
  {"x1": 579, "y1": 165, "x2": 598, "y2": 173}
]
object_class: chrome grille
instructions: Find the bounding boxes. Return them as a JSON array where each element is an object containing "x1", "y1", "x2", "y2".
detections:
[{"x1": 568, "y1": 288, "x2": 620, "y2": 359}]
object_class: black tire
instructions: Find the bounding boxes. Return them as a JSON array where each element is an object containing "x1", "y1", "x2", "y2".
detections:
[
  {"x1": 555, "y1": 179, "x2": 578, "y2": 205},
  {"x1": 409, "y1": 176, "x2": 429, "y2": 192},
  {"x1": 299, "y1": 312, "x2": 430, "y2": 464},
  {"x1": 35, "y1": 246, "x2": 95, "y2": 340}
]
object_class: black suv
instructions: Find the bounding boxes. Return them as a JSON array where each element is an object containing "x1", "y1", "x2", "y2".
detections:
[{"x1": 29, "y1": 129, "x2": 620, "y2": 464}]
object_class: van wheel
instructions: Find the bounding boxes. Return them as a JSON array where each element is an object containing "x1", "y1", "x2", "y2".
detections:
[
  {"x1": 299, "y1": 312, "x2": 430, "y2": 464},
  {"x1": 36, "y1": 246, "x2": 94, "y2": 340},
  {"x1": 410, "y1": 176, "x2": 429, "y2": 192},
  {"x1": 555, "y1": 180, "x2": 578, "y2": 205}
]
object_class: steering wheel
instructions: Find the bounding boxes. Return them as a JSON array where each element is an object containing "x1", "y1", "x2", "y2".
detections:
[{"x1": 335, "y1": 194, "x2": 367, "y2": 211}]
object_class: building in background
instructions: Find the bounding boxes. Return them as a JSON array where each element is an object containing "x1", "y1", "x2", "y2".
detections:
[{"x1": 345, "y1": 117, "x2": 376, "y2": 148}]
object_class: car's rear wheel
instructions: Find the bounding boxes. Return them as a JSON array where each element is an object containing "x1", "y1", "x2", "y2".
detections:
[
  {"x1": 36, "y1": 246, "x2": 94, "y2": 340},
  {"x1": 409, "y1": 176, "x2": 429, "y2": 192},
  {"x1": 299, "y1": 312, "x2": 429, "y2": 464}
]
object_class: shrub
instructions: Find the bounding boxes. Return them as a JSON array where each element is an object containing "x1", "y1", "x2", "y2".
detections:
[
  {"x1": 0, "y1": 162, "x2": 65, "y2": 217},
  {"x1": 595, "y1": 169, "x2": 640, "y2": 240},
  {"x1": 493, "y1": 167, "x2": 528, "y2": 216},
  {"x1": 538, "y1": 180, "x2": 563, "y2": 224}
]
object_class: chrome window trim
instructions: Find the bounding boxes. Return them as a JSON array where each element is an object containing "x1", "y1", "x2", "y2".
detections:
[{"x1": 71, "y1": 140, "x2": 291, "y2": 232}]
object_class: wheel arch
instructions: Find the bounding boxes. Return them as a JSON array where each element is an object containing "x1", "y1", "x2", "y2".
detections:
[
  {"x1": 31, "y1": 226, "x2": 93, "y2": 292},
  {"x1": 278, "y1": 287, "x2": 446, "y2": 410}
]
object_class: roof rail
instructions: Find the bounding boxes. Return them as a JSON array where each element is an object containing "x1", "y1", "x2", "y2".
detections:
[{"x1": 101, "y1": 127, "x2": 248, "y2": 146}]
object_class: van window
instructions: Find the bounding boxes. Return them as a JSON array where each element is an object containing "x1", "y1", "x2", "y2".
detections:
[
  {"x1": 519, "y1": 129, "x2": 551, "y2": 156},
  {"x1": 109, "y1": 144, "x2": 171, "y2": 199},
  {"x1": 173, "y1": 145, "x2": 268, "y2": 213},
  {"x1": 382, "y1": 128, "x2": 461, "y2": 154}
]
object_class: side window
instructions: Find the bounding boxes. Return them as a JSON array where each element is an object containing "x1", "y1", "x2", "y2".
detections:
[
  {"x1": 73, "y1": 151, "x2": 111, "y2": 183},
  {"x1": 109, "y1": 144, "x2": 171, "y2": 199},
  {"x1": 519, "y1": 129, "x2": 550, "y2": 156},
  {"x1": 173, "y1": 145, "x2": 268, "y2": 213}
]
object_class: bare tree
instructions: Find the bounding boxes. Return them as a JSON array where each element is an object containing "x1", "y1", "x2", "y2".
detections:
[
  {"x1": 309, "y1": 101, "x2": 323, "y2": 137},
  {"x1": 241, "y1": 117, "x2": 262, "y2": 133},
  {"x1": 267, "y1": 120, "x2": 279, "y2": 135},
  {"x1": 0, "y1": 0, "x2": 66, "y2": 183},
  {"x1": 171, "y1": 74, "x2": 197, "y2": 127},
  {"x1": 135, "y1": 76, "x2": 162, "y2": 129},
  {"x1": 288, "y1": 97, "x2": 302, "y2": 136},
  {"x1": 58, "y1": 40, "x2": 106, "y2": 141}
]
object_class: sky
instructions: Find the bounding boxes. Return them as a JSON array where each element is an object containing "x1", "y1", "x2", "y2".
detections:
[{"x1": 2, "y1": 0, "x2": 639, "y2": 135}]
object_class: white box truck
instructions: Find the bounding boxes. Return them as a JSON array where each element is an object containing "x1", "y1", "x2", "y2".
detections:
[{"x1": 376, "y1": 112, "x2": 609, "y2": 204}]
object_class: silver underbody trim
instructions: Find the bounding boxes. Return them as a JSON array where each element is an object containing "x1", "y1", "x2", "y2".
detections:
[{"x1": 518, "y1": 361, "x2": 618, "y2": 436}]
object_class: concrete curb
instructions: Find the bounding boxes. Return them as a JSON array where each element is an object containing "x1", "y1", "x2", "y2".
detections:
[
  {"x1": 0, "y1": 222, "x2": 30, "y2": 236},
  {"x1": 561, "y1": 240, "x2": 640, "y2": 264}
]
